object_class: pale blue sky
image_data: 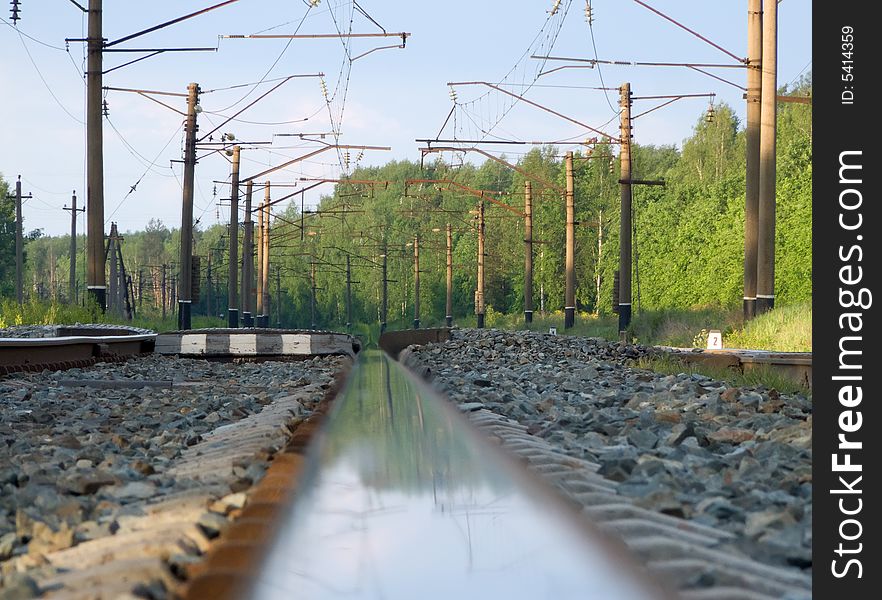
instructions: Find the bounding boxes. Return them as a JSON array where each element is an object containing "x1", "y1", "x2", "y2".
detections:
[{"x1": 1, "y1": 1, "x2": 811, "y2": 237}]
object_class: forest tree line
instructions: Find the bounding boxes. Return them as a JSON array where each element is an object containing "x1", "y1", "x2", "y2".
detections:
[{"x1": 1, "y1": 78, "x2": 811, "y2": 333}]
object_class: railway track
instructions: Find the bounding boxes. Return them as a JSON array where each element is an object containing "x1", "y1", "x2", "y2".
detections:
[
  {"x1": 0, "y1": 327, "x2": 811, "y2": 599},
  {"x1": 0, "y1": 325, "x2": 155, "y2": 375}
]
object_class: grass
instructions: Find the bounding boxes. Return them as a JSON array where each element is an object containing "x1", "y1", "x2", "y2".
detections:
[
  {"x1": 463, "y1": 302, "x2": 811, "y2": 352},
  {"x1": 0, "y1": 298, "x2": 224, "y2": 332},
  {"x1": 725, "y1": 302, "x2": 811, "y2": 352},
  {"x1": 634, "y1": 354, "x2": 811, "y2": 396}
]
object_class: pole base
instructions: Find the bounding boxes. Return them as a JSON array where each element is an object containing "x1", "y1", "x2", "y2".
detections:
[
  {"x1": 743, "y1": 299, "x2": 756, "y2": 320},
  {"x1": 445, "y1": 316, "x2": 453, "y2": 327},
  {"x1": 257, "y1": 315, "x2": 269, "y2": 328},
  {"x1": 756, "y1": 296, "x2": 774, "y2": 315},
  {"x1": 228, "y1": 309, "x2": 239, "y2": 328},
  {"x1": 476, "y1": 313, "x2": 485, "y2": 329},
  {"x1": 564, "y1": 307, "x2": 575, "y2": 329},
  {"x1": 242, "y1": 312, "x2": 253, "y2": 327},
  {"x1": 178, "y1": 301, "x2": 192, "y2": 331},
  {"x1": 524, "y1": 310, "x2": 533, "y2": 324},
  {"x1": 380, "y1": 322, "x2": 387, "y2": 334},
  {"x1": 88, "y1": 287, "x2": 107, "y2": 313},
  {"x1": 413, "y1": 319, "x2": 420, "y2": 330},
  {"x1": 617, "y1": 304, "x2": 632, "y2": 334}
]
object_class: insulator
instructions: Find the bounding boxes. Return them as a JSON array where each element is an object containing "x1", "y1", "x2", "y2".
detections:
[
  {"x1": 549, "y1": 0, "x2": 561, "y2": 16},
  {"x1": 310, "y1": 0, "x2": 321, "y2": 6},
  {"x1": 212, "y1": 185, "x2": 217, "y2": 197},
  {"x1": 10, "y1": 0, "x2": 20, "y2": 24},
  {"x1": 102, "y1": 99, "x2": 109, "y2": 117},
  {"x1": 585, "y1": 2, "x2": 594, "y2": 24},
  {"x1": 705, "y1": 103, "x2": 716, "y2": 123},
  {"x1": 448, "y1": 86, "x2": 458, "y2": 103},
  {"x1": 319, "y1": 78, "x2": 329, "y2": 101}
]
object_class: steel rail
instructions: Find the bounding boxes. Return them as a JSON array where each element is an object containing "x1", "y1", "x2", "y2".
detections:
[
  {"x1": 185, "y1": 350, "x2": 671, "y2": 599},
  {"x1": 0, "y1": 332, "x2": 156, "y2": 374}
]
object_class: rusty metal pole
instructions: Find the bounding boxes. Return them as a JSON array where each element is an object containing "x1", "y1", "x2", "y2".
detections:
[
  {"x1": 261, "y1": 185, "x2": 271, "y2": 327},
  {"x1": 14, "y1": 177, "x2": 23, "y2": 305},
  {"x1": 380, "y1": 246, "x2": 388, "y2": 333},
  {"x1": 564, "y1": 152, "x2": 576, "y2": 329},
  {"x1": 476, "y1": 201, "x2": 486, "y2": 329},
  {"x1": 596, "y1": 208, "x2": 603, "y2": 312},
  {"x1": 108, "y1": 224, "x2": 118, "y2": 315},
  {"x1": 86, "y1": 0, "x2": 106, "y2": 312},
  {"x1": 206, "y1": 255, "x2": 213, "y2": 318},
  {"x1": 228, "y1": 145, "x2": 240, "y2": 327},
  {"x1": 756, "y1": 0, "x2": 777, "y2": 315},
  {"x1": 256, "y1": 197, "x2": 264, "y2": 321},
  {"x1": 177, "y1": 82, "x2": 200, "y2": 330},
  {"x1": 618, "y1": 83, "x2": 633, "y2": 335},
  {"x1": 744, "y1": 0, "x2": 762, "y2": 320},
  {"x1": 276, "y1": 265, "x2": 282, "y2": 329},
  {"x1": 524, "y1": 181, "x2": 534, "y2": 325},
  {"x1": 345, "y1": 253, "x2": 352, "y2": 332},
  {"x1": 310, "y1": 259, "x2": 317, "y2": 330},
  {"x1": 445, "y1": 223, "x2": 453, "y2": 327},
  {"x1": 241, "y1": 180, "x2": 254, "y2": 326},
  {"x1": 64, "y1": 191, "x2": 83, "y2": 304},
  {"x1": 413, "y1": 234, "x2": 421, "y2": 329},
  {"x1": 161, "y1": 264, "x2": 167, "y2": 320}
]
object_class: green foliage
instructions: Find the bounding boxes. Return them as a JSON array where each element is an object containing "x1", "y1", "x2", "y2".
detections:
[
  {"x1": 635, "y1": 354, "x2": 810, "y2": 396},
  {"x1": 3, "y1": 80, "x2": 812, "y2": 337},
  {"x1": 725, "y1": 302, "x2": 811, "y2": 352},
  {"x1": 0, "y1": 175, "x2": 14, "y2": 298},
  {"x1": 0, "y1": 297, "x2": 103, "y2": 328}
]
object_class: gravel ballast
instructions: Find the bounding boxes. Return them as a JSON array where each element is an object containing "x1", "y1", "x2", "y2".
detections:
[
  {"x1": 400, "y1": 329, "x2": 812, "y2": 577},
  {"x1": 0, "y1": 353, "x2": 346, "y2": 597}
]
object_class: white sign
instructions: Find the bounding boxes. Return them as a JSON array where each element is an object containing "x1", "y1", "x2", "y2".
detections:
[
  {"x1": 707, "y1": 329, "x2": 723, "y2": 350},
  {"x1": 549, "y1": 327, "x2": 557, "y2": 335}
]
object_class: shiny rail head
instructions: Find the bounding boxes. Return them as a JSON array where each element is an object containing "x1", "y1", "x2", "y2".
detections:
[{"x1": 240, "y1": 350, "x2": 673, "y2": 600}]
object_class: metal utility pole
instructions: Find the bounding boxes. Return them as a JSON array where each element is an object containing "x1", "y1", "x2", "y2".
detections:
[
  {"x1": 618, "y1": 83, "x2": 633, "y2": 335},
  {"x1": 14, "y1": 177, "x2": 25, "y2": 305},
  {"x1": 108, "y1": 224, "x2": 119, "y2": 315},
  {"x1": 596, "y1": 209, "x2": 603, "y2": 312},
  {"x1": 178, "y1": 82, "x2": 200, "y2": 330},
  {"x1": 445, "y1": 223, "x2": 453, "y2": 327},
  {"x1": 564, "y1": 151, "x2": 576, "y2": 329},
  {"x1": 310, "y1": 260, "x2": 317, "y2": 330},
  {"x1": 756, "y1": 0, "x2": 777, "y2": 315},
  {"x1": 345, "y1": 254, "x2": 353, "y2": 332},
  {"x1": 206, "y1": 255, "x2": 213, "y2": 318},
  {"x1": 161, "y1": 264, "x2": 167, "y2": 319},
  {"x1": 475, "y1": 201, "x2": 486, "y2": 329},
  {"x1": 63, "y1": 191, "x2": 85, "y2": 304},
  {"x1": 412, "y1": 234, "x2": 421, "y2": 329},
  {"x1": 241, "y1": 180, "x2": 254, "y2": 326},
  {"x1": 524, "y1": 181, "x2": 534, "y2": 325},
  {"x1": 228, "y1": 145, "x2": 240, "y2": 327},
  {"x1": 86, "y1": 0, "x2": 106, "y2": 311},
  {"x1": 744, "y1": 0, "x2": 762, "y2": 320},
  {"x1": 260, "y1": 185, "x2": 271, "y2": 327},
  {"x1": 380, "y1": 247, "x2": 388, "y2": 333},
  {"x1": 256, "y1": 196, "x2": 264, "y2": 323},
  {"x1": 275, "y1": 265, "x2": 282, "y2": 329}
]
